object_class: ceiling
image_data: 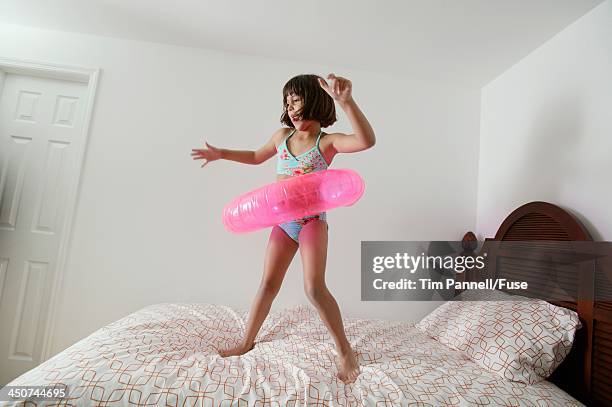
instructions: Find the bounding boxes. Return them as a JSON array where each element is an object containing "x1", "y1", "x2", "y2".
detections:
[{"x1": 0, "y1": 0, "x2": 604, "y2": 87}]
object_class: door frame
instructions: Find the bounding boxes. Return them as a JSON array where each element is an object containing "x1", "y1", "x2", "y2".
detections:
[{"x1": 0, "y1": 57, "x2": 99, "y2": 362}]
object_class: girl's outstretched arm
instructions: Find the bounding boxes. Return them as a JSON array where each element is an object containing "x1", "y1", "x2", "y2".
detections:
[
  {"x1": 318, "y1": 74, "x2": 376, "y2": 153},
  {"x1": 191, "y1": 128, "x2": 285, "y2": 167}
]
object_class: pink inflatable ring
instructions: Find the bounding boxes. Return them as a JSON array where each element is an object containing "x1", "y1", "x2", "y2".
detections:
[{"x1": 223, "y1": 169, "x2": 365, "y2": 233}]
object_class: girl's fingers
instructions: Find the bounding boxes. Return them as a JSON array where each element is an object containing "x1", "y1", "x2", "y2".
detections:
[
  {"x1": 323, "y1": 73, "x2": 351, "y2": 97},
  {"x1": 201, "y1": 160, "x2": 208, "y2": 167},
  {"x1": 318, "y1": 77, "x2": 328, "y2": 91}
]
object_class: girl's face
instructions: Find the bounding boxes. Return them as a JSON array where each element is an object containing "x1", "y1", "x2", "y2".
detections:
[{"x1": 286, "y1": 93, "x2": 317, "y2": 131}]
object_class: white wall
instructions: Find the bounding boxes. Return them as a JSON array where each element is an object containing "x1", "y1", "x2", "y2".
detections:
[
  {"x1": 0, "y1": 69, "x2": 5, "y2": 98},
  {"x1": 0, "y1": 23, "x2": 480, "y2": 356},
  {"x1": 477, "y1": 1, "x2": 612, "y2": 241}
]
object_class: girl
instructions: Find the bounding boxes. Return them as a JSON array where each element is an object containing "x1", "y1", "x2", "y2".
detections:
[{"x1": 191, "y1": 73, "x2": 375, "y2": 384}]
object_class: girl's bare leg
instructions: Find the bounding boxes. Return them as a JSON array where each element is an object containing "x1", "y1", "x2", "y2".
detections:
[
  {"x1": 298, "y1": 219, "x2": 360, "y2": 384},
  {"x1": 218, "y1": 226, "x2": 298, "y2": 356}
]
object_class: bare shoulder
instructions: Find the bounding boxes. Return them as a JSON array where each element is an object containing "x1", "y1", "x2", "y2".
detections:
[{"x1": 272, "y1": 127, "x2": 292, "y2": 148}]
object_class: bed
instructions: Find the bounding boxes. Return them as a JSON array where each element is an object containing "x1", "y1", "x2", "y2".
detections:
[
  {"x1": 458, "y1": 201, "x2": 611, "y2": 406},
  {"x1": 0, "y1": 201, "x2": 603, "y2": 406}
]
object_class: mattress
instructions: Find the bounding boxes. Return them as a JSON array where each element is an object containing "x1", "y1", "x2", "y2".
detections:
[{"x1": 0, "y1": 303, "x2": 583, "y2": 406}]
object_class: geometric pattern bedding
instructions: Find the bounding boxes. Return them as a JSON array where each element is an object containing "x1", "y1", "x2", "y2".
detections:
[
  {"x1": 415, "y1": 296, "x2": 581, "y2": 384},
  {"x1": 0, "y1": 303, "x2": 583, "y2": 406}
]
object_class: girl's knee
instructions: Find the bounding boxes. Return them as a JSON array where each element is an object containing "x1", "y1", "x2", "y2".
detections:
[{"x1": 304, "y1": 281, "x2": 327, "y2": 303}]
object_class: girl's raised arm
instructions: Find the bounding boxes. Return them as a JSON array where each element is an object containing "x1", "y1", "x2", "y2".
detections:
[
  {"x1": 191, "y1": 128, "x2": 285, "y2": 167},
  {"x1": 318, "y1": 74, "x2": 376, "y2": 154}
]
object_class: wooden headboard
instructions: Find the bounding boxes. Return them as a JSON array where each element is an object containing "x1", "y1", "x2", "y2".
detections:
[{"x1": 462, "y1": 201, "x2": 610, "y2": 406}]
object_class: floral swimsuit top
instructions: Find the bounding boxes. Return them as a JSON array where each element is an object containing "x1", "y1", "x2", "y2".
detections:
[{"x1": 276, "y1": 129, "x2": 329, "y2": 176}]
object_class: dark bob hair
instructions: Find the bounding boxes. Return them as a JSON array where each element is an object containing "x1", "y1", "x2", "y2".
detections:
[{"x1": 280, "y1": 74, "x2": 337, "y2": 128}]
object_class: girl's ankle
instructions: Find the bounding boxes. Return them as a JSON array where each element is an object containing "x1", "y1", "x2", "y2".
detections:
[{"x1": 337, "y1": 344, "x2": 353, "y2": 356}]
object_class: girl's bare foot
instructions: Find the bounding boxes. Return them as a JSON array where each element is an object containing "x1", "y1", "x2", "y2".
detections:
[
  {"x1": 218, "y1": 342, "x2": 254, "y2": 357},
  {"x1": 337, "y1": 349, "x2": 360, "y2": 384}
]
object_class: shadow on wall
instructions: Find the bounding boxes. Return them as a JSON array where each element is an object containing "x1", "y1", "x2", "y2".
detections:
[
  {"x1": 571, "y1": 211, "x2": 604, "y2": 241},
  {"x1": 510, "y1": 90, "x2": 603, "y2": 240},
  {"x1": 518, "y1": 91, "x2": 583, "y2": 198}
]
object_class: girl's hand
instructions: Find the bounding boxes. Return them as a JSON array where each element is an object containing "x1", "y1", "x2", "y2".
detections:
[
  {"x1": 191, "y1": 141, "x2": 222, "y2": 168},
  {"x1": 318, "y1": 73, "x2": 353, "y2": 104}
]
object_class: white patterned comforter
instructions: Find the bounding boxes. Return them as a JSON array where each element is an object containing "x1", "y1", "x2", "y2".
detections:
[{"x1": 0, "y1": 303, "x2": 583, "y2": 406}]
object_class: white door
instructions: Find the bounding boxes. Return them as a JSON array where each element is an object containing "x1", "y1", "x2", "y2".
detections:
[{"x1": 0, "y1": 73, "x2": 87, "y2": 385}]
